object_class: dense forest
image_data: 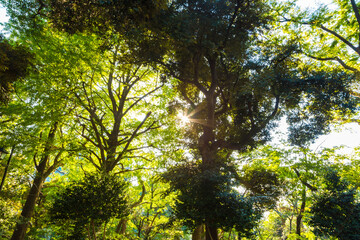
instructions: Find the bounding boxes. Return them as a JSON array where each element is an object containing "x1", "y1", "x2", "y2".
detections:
[{"x1": 1, "y1": 0, "x2": 360, "y2": 239}]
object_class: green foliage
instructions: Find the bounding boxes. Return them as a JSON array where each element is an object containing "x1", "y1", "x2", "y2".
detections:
[
  {"x1": 49, "y1": 173, "x2": 128, "y2": 238},
  {"x1": 1, "y1": 0, "x2": 360, "y2": 239},
  {"x1": 48, "y1": 0, "x2": 167, "y2": 34},
  {"x1": 241, "y1": 167, "x2": 283, "y2": 209},
  {"x1": 279, "y1": 0, "x2": 360, "y2": 73},
  {"x1": 0, "y1": 195, "x2": 17, "y2": 239},
  {"x1": 308, "y1": 169, "x2": 360, "y2": 240},
  {"x1": 162, "y1": 161, "x2": 262, "y2": 238},
  {"x1": 0, "y1": 37, "x2": 33, "y2": 105},
  {"x1": 1, "y1": 3, "x2": 179, "y2": 238},
  {"x1": 286, "y1": 71, "x2": 357, "y2": 146},
  {"x1": 157, "y1": 1, "x2": 356, "y2": 238},
  {"x1": 245, "y1": 43, "x2": 357, "y2": 147}
]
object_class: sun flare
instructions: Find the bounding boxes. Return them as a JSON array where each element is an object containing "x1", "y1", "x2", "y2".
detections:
[{"x1": 177, "y1": 112, "x2": 190, "y2": 125}]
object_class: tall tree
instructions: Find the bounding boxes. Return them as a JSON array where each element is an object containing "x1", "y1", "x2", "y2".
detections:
[
  {"x1": 154, "y1": 1, "x2": 355, "y2": 239},
  {"x1": 62, "y1": 36, "x2": 168, "y2": 237},
  {"x1": 0, "y1": 16, "x2": 90, "y2": 240},
  {"x1": 2, "y1": 0, "x2": 358, "y2": 239},
  {"x1": 1, "y1": 2, "x2": 174, "y2": 238},
  {"x1": 49, "y1": 0, "x2": 355, "y2": 238},
  {"x1": 69, "y1": 39, "x2": 163, "y2": 174}
]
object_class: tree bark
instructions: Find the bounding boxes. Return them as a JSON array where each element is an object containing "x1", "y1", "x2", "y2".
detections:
[
  {"x1": 115, "y1": 218, "x2": 127, "y2": 234},
  {"x1": 0, "y1": 145, "x2": 15, "y2": 192},
  {"x1": 192, "y1": 224, "x2": 205, "y2": 240},
  {"x1": 11, "y1": 165, "x2": 46, "y2": 240},
  {"x1": 296, "y1": 188, "x2": 306, "y2": 239},
  {"x1": 200, "y1": 90, "x2": 219, "y2": 240},
  {"x1": 11, "y1": 123, "x2": 58, "y2": 240},
  {"x1": 205, "y1": 224, "x2": 218, "y2": 240}
]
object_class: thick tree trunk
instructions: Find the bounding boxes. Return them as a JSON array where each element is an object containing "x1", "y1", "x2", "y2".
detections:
[
  {"x1": 205, "y1": 224, "x2": 218, "y2": 240},
  {"x1": 199, "y1": 138, "x2": 218, "y2": 240},
  {"x1": 199, "y1": 93, "x2": 218, "y2": 240},
  {"x1": 192, "y1": 224, "x2": 205, "y2": 240}
]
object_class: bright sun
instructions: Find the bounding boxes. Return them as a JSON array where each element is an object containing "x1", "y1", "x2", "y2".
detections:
[{"x1": 177, "y1": 112, "x2": 190, "y2": 125}]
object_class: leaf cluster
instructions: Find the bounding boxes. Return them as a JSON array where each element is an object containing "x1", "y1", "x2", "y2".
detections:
[
  {"x1": 49, "y1": 173, "x2": 128, "y2": 232},
  {"x1": 308, "y1": 168, "x2": 360, "y2": 240},
  {"x1": 162, "y1": 161, "x2": 262, "y2": 237},
  {"x1": 0, "y1": 37, "x2": 33, "y2": 105},
  {"x1": 286, "y1": 71, "x2": 357, "y2": 146},
  {"x1": 241, "y1": 167, "x2": 283, "y2": 209},
  {"x1": 48, "y1": 0, "x2": 167, "y2": 34}
]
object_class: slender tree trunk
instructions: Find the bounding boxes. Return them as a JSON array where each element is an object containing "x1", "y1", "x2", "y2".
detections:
[
  {"x1": 91, "y1": 219, "x2": 97, "y2": 240},
  {"x1": 10, "y1": 166, "x2": 46, "y2": 239},
  {"x1": 0, "y1": 145, "x2": 15, "y2": 192},
  {"x1": 115, "y1": 218, "x2": 127, "y2": 234},
  {"x1": 296, "y1": 189, "x2": 306, "y2": 239},
  {"x1": 278, "y1": 217, "x2": 286, "y2": 239},
  {"x1": 11, "y1": 123, "x2": 58, "y2": 240}
]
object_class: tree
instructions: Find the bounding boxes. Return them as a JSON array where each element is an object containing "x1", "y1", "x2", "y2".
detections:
[
  {"x1": 0, "y1": 36, "x2": 33, "y2": 105},
  {"x1": 0, "y1": 18, "x2": 89, "y2": 240},
  {"x1": 1, "y1": 2, "x2": 179, "y2": 238},
  {"x1": 1, "y1": 2, "x2": 180, "y2": 238},
  {"x1": 152, "y1": 1, "x2": 355, "y2": 239},
  {"x1": 280, "y1": 0, "x2": 360, "y2": 86},
  {"x1": 68, "y1": 39, "x2": 163, "y2": 174},
  {"x1": 10, "y1": 123, "x2": 65, "y2": 240},
  {"x1": 1, "y1": 0, "x2": 359, "y2": 239},
  {"x1": 65, "y1": 35, "x2": 171, "y2": 237},
  {"x1": 49, "y1": 173, "x2": 128, "y2": 239},
  {"x1": 308, "y1": 168, "x2": 360, "y2": 239},
  {"x1": 162, "y1": 160, "x2": 263, "y2": 239}
]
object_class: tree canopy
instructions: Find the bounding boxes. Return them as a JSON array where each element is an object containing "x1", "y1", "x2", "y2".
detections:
[
  {"x1": 0, "y1": 36, "x2": 33, "y2": 105},
  {"x1": 1, "y1": 0, "x2": 360, "y2": 240}
]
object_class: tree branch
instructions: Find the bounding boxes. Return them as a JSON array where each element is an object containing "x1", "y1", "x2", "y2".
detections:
[
  {"x1": 108, "y1": 46, "x2": 120, "y2": 114},
  {"x1": 131, "y1": 182, "x2": 146, "y2": 208},
  {"x1": 293, "y1": 168, "x2": 318, "y2": 191},
  {"x1": 180, "y1": 86, "x2": 196, "y2": 109},
  {"x1": 123, "y1": 85, "x2": 163, "y2": 117},
  {"x1": 350, "y1": 0, "x2": 360, "y2": 48},
  {"x1": 284, "y1": 15, "x2": 360, "y2": 55},
  {"x1": 221, "y1": 2, "x2": 241, "y2": 49},
  {"x1": 306, "y1": 54, "x2": 359, "y2": 72},
  {"x1": 318, "y1": 24, "x2": 360, "y2": 55},
  {"x1": 113, "y1": 112, "x2": 152, "y2": 168},
  {"x1": 44, "y1": 151, "x2": 63, "y2": 178},
  {"x1": 33, "y1": 153, "x2": 39, "y2": 171}
]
